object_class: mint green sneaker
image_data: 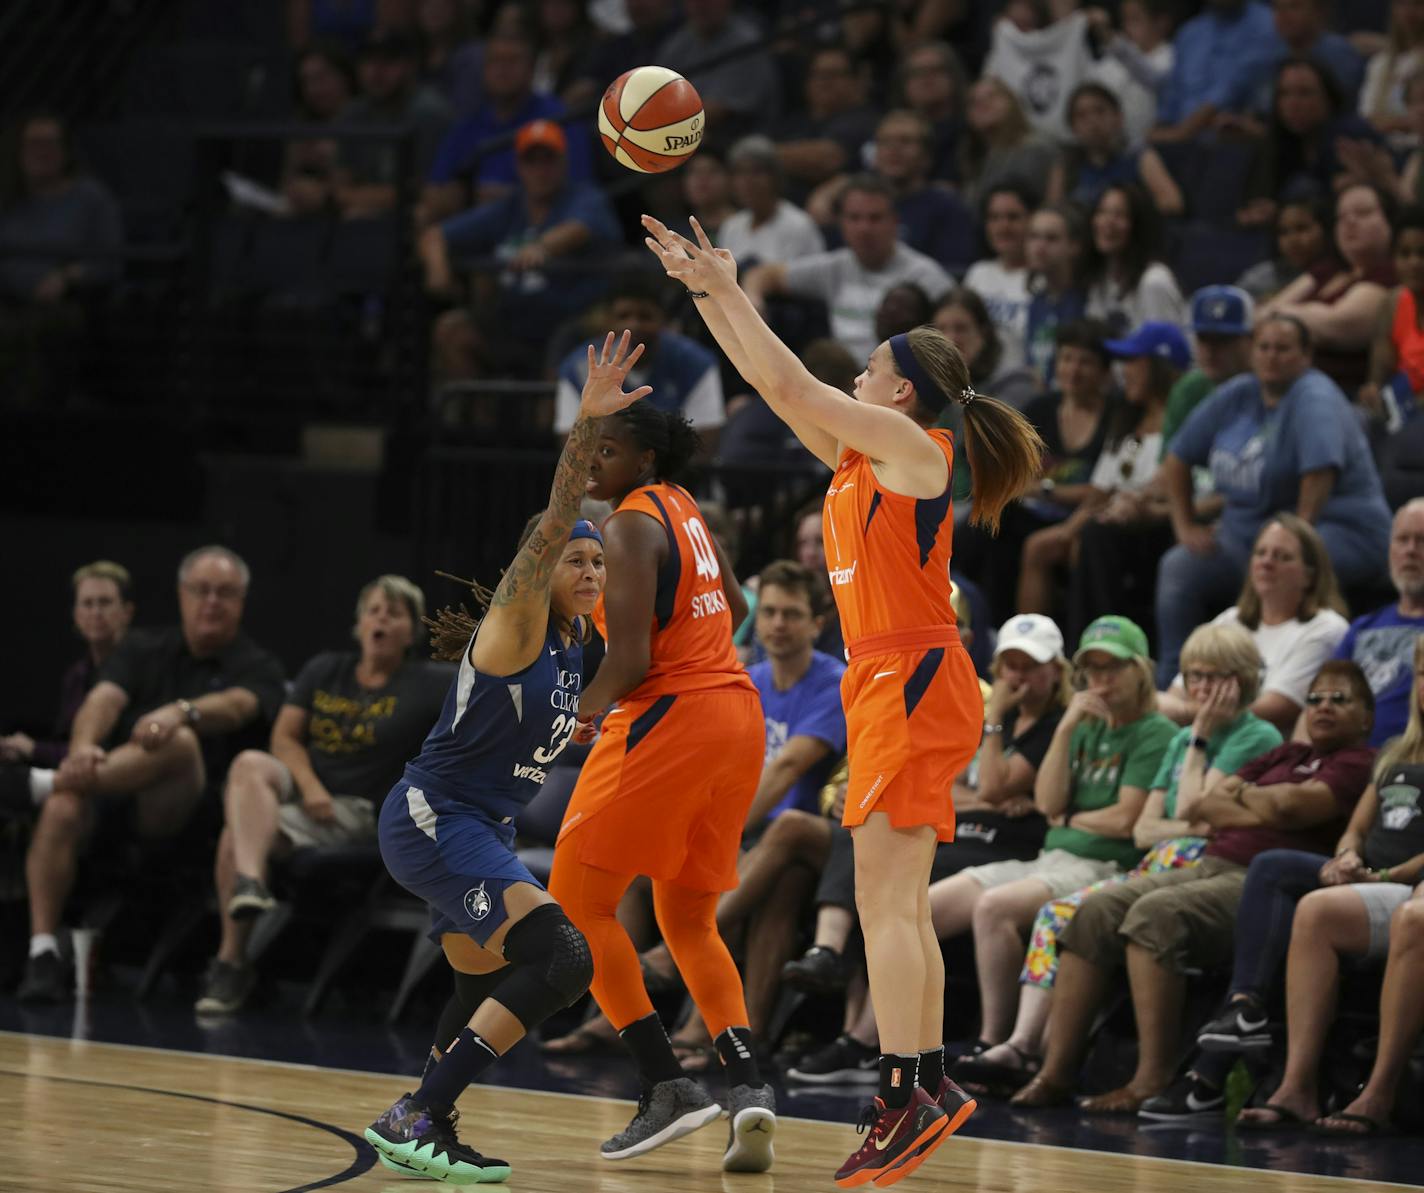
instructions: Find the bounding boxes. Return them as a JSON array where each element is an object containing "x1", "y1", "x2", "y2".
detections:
[{"x1": 365, "y1": 1095, "x2": 511, "y2": 1184}]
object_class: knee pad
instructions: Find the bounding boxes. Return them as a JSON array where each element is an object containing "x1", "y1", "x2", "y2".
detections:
[{"x1": 495, "y1": 904, "x2": 594, "y2": 1030}]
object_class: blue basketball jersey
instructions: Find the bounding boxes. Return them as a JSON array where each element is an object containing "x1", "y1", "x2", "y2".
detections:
[{"x1": 402, "y1": 619, "x2": 584, "y2": 821}]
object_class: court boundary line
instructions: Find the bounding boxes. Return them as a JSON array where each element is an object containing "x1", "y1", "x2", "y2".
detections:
[{"x1": 1, "y1": 1029, "x2": 1414, "y2": 1191}]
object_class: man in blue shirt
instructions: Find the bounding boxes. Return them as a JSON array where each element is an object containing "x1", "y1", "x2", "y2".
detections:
[
  {"x1": 1333, "y1": 500, "x2": 1424, "y2": 746},
  {"x1": 1153, "y1": 0, "x2": 1283, "y2": 141},
  {"x1": 1265, "y1": 0, "x2": 1365, "y2": 106},
  {"x1": 418, "y1": 119, "x2": 620, "y2": 381},
  {"x1": 554, "y1": 273, "x2": 726, "y2": 449},
  {"x1": 744, "y1": 561, "x2": 847, "y2": 827}
]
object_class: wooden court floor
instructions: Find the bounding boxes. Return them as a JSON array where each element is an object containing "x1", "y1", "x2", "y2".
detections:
[{"x1": 1, "y1": 1031, "x2": 1413, "y2": 1193}]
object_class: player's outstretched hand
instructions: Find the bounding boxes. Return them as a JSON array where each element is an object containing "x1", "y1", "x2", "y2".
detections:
[
  {"x1": 640, "y1": 214, "x2": 738, "y2": 296},
  {"x1": 579, "y1": 329, "x2": 654, "y2": 417}
]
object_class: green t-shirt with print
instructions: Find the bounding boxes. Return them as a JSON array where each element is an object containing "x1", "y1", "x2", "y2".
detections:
[
  {"x1": 1160, "y1": 369, "x2": 1214, "y2": 459},
  {"x1": 1044, "y1": 712, "x2": 1178, "y2": 867},
  {"x1": 1150, "y1": 713, "x2": 1283, "y2": 817}
]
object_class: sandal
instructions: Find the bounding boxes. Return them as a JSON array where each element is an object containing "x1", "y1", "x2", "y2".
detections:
[
  {"x1": 540, "y1": 1018, "x2": 622, "y2": 1055},
  {"x1": 1237, "y1": 1102, "x2": 1312, "y2": 1131},
  {"x1": 1312, "y1": 1112, "x2": 1393, "y2": 1137},
  {"x1": 671, "y1": 1039, "x2": 718, "y2": 1074},
  {"x1": 1009, "y1": 1075, "x2": 1074, "y2": 1108},
  {"x1": 1077, "y1": 1086, "x2": 1148, "y2": 1115},
  {"x1": 951, "y1": 1043, "x2": 1041, "y2": 1094}
]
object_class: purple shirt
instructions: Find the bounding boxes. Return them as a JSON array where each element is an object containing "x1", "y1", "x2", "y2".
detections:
[{"x1": 30, "y1": 655, "x2": 99, "y2": 768}]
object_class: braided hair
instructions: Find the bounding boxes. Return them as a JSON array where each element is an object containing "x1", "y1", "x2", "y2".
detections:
[
  {"x1": 423, "y1": 571, "x2": 494, "y2": 662},
  {"x1": 609, "y1": 400, "x2": 701, "y2": 483}
]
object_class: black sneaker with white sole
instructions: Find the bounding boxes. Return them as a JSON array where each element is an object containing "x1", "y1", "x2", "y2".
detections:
[
  {"x1": 1196, "y1": 1000, "x2": 1272, "y2": 1053},
  {"x1": 226, "y1": 875, "x2": 277, "y2": 921},
  {"x1": 781, "y1": 945, "x2": 848, "y2": 994},
  {"x1": 785, "y1": 1034, "x2": 879, "y2": 1085},
  {"x1": 1138, "y1": 1073, "x2": 1225, "y2": 1122},
  {"x1": 194, "y1": 959, "x2": 256, "y2": 1015}
]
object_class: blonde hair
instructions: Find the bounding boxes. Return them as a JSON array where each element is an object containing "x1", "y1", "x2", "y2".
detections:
[
  {"x1": 71, "y1": 560, "x2": 132, "y2": 602},
  {"x1": 1376, "y1": 636, "x2": 1424, "y2": 779},
  {"x1": 993, "y1": 652, "x2": 1073, "y2": 709},
  {"x1": 1180, "y1": 622, "x2": 1264, "y2": 706},
  {"x1": 900, "y1": 326, "x2": 1045, "y2": 534},
  {"x1": 1236, "y1": 513, "x2": 1348, "y2": 630},
  {"x1": 354, "y1": 574, "x2": 427, "y2": 646}
]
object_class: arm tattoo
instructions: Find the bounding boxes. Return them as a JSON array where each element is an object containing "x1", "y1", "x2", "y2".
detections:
[{"x1": 490, "y1": 414, "x2": 599, "y2": 611}]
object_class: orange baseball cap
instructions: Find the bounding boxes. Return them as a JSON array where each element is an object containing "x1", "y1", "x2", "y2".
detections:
[{"x1": 515, "y1": 119, "x2": 567, "y2": 156}]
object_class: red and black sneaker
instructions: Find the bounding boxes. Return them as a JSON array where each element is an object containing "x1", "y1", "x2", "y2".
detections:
[
  {"x1": 833, "y1": 1088, "x2": 949, "y2": 1188},
  {"x1": 867, "y1": 1078, "x2": 979, "y2": 1186}
]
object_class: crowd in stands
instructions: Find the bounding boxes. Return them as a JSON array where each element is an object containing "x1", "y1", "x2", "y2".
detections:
[{"x1": 5, "y1": 0, "x2": 1424, "y2": 1154}]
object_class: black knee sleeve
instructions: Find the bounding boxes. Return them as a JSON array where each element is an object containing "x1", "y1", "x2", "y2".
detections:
[{"x1": 493, "y1": 904, "x2": 594, "y2": 1030}]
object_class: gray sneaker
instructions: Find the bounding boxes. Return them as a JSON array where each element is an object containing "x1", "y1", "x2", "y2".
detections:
[
  {"x1": 722, "y1": 1083, "x2": 776, "y2": 1173},
  {"x1": 227, "y1": 875, "x2": 277, "y2": 921},
  {"x1": 194, "y1": 959, "x2": 255, "y2": 1015},
  {"x1": 600, "y1": 1078, "x2": 723, "y2": 1161}
]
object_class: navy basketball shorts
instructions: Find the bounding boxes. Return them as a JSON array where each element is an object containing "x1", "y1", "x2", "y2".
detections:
[{"x1": 377, "y1": 782, "x2": 542, "y2": 947}]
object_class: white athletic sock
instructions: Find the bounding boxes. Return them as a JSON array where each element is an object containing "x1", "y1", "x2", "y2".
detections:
[
  {"x1": 29, "y1": 768, "x2": 54, "y2": 804},
  {"x1": 29, "y1": 934, "x2": 60, "y2": 959}
]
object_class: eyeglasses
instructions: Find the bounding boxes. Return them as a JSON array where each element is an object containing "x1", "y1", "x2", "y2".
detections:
[
  {"x1": 183, "y1": 582, "x2": 244, "y2": 602},
  {"x1": 1183, "y1": 670, "x2": 1227, "y2": 685},
  {"x1": 1305, "y1": 691, "x2": 1355, "y2": 706}
]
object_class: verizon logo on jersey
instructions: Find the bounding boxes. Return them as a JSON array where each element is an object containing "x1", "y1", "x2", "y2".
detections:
[
  {"x1": 829, "y1": 560, "x2": 858, "y2": 586},
  {"x1": 512, "y1": 762, "x2": 548, "y2": 784}
]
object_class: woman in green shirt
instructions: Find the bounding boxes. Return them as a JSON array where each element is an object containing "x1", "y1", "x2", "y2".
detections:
[{"x1": 927, "y1": 616, "x2": 1176, "y2": 1059}]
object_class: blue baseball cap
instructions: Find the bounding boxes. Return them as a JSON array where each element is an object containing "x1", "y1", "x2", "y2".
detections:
[
  {"x1": 1102, "y1": 321, "x2": 1192, "y2": 371},
  {"x1": 1190, "y1": 284, "x2": 1254, "y2": 336}
]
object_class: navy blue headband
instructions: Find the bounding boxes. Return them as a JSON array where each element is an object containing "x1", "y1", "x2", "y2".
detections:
[
  {"x1": 569, "y1": 519, "x2": 603, "y2": 545},
  {"x1": 888, "y1": 333, "x2": 952, "y2": 413}
]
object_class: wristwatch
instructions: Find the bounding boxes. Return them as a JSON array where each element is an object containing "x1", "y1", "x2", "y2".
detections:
[
  {"x1": 982, "y1": 723, "x2": 1005, "y2": 736},
  {"x1": 177, "y1": 698, "x2": 201, "y2": 727},
  {"x1": 1039, "y1": 477, "x2": 1057, "y2": 495},
  {"x1": 1189, "y1": 735, "x2": 1209, "y2": 751}
]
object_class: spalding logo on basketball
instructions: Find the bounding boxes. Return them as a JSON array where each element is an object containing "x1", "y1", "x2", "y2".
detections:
[{"x1": 598, "y1": 65, "x2": 705, "y2": 174}]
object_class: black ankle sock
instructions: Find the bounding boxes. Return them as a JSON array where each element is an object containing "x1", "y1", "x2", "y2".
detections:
[
  {"x1": 619, "y1": 1013, "x2": 684, "y2": 1085},
  {"x1": 715, "y1": 1026, "x2": 761, "y2": 1088},
  {"x1": 918, "y1": 1046, "x2": 944, "y2": 1093},
  {"x1": 879, "y1": 1053, "x2": 918, "y2": 1110},
  {"x1": 415, "y1": 1028, "x2": 499, "y2": 1109}
]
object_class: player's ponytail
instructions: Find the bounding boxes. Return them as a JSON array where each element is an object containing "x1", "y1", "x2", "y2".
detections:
[
  {"x1": 903, "y1": 326, "x2": 1045, "y2": 534},
  {"x1": 611, "y1": 400, "x2": 702, "y2": 483}
]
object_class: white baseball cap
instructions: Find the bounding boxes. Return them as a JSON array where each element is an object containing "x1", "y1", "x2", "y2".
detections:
[{"x1": 993, "y1": 614, "x2": 1065, "y2": 664}]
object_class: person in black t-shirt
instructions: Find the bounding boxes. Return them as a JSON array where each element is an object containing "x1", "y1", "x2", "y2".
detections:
[
  {"x1": 195, "y1": 574, "x2": 452, "y2": 1015},
  {"x1": 18, "y1": 546, "x2": 285, "y2": 1004}
]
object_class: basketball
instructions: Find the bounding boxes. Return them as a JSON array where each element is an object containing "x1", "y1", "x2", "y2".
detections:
[{"x1": 598, "y1": 65, "x2": 705, "y2": 174}]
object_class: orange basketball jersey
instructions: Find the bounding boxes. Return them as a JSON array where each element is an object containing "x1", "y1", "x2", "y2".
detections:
[
  {"x1": 823, "y1": 428, "x2": 959, "y2": 645},
  {"x1": 593, "y1": 482, "x2": 755, "y2": 700}
]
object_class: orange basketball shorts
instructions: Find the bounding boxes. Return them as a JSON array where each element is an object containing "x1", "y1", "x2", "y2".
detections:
[
  {"x1": 840, "y1": 627, "x2": 982, "y2": 842},
  {"x1": 556, "y1": 686, "x2": 763, "y2": 891}
]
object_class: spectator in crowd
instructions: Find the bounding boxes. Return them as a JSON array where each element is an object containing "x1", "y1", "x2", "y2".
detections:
[
  {"x1": 0, "y1": 112, "x2": 122, "y2": 406},
  {"x1": 1083, "y1": 182, "x2": 1188, "y2": 333},
  {"x1": 718, "y1": 136, "x2": 825, "y2": 267},
  {"x1": 873, "y1": 281, "x2": 934, "y2": 342},
  {"x1": 744, "y1": 174, "x2": 952, "y2": 362},
  {"x1": 195, "y1": 575, "x2": 451, "y2": 1015},
  {"x1": 1156, "y1": 313, "x2": 1392, "y2": 682},
  {"x1": 656, "y1": 0, "x2": 780, "y2": 146},
  {"x1": 338, "y1": 29, "x2": 453, "y2": 219},
  {"x1": 422, "y1": 29, "x2": 589, "y2": 225},
  {"x1": 1012, "y1": 659, "x2": 1375, "y2": 1111},
  {"x1": 1159, "y1": 514, "x2": 1351, "y2": 736},
  {"x1": 421, "y1": 118, "x2": 620, "y2": 381},
  {"x1": 16, "y1": 546, "x2": 286, "y2": 1002},
  {"x1": 1358, "y1": 0, "x2": 1424, "y2": 148},
  {"x1": 1266, "y1": 0, "x2": 1365, "y2": 106},
  {"x1": 924, "y1": 616, "x2": 1176, "y2": 1071},
  {"x1": 956, "y1": 319, "x2": 1117, "y2": 622},
  {"x1": 285, "y1": 0, "x2": 405, "y2": 50},
  {"x1": 1045, "y1": 83, "x2": 1183, "y2": 215},
  {"x1": 933, "y1": 289, "x2": 1039, "y2": 415},
  {"x1": 1017, "y1": 321, "x2": 1188, "y2": 622},
  {"x1": 1237, "y1": 196, "x2": 1337, "y2": 301},
  {"x1": 279, "y1": 43, "x2": 357, "y2": 217},
  {"x1": 1332, "y1": 499, "x2": 1424, "y2": 747},
  {"x1": 964, "y1": 182, "x2": 1035, "y2": 371},
  {"x1": 955, "y1": 623, "x2": 1280, "y2": 1096},
  {"x1": 1169, "y1": 639, "x2": 1423, "y2": 1130},
  {"x1": 1084, "y1": 0, "x2": 1177, "y2": 147},
  {"x1": 1239, "y1": 58, "x2": 1383, "y2": 231},
  {"x1": 554, "y1": 272, "x2": 725, "y2": 445},
  {"x1": 1361, "y1": 203, "x2": 1424, "y2": 428},
  {"x1": 529, "y1": 0, "x2": 595, "y2": 101},
  {"x1": 772, "y1": 44, "x2": 879, "y2": 198},
  {"x1": 958, "y1": 75, "x2": 1057, "y2": 211},
  {"x1": 893, "y1": 40, "x2": 969, "y2": 185},
  {"x1": 1023, "y1": 201, "x2": 1089, "y2": 387},
  {"x1": 790, "y1": 500, "x2": 845, "y2": 662},
  {"x1": 1150, "y1": 0, "x2": 1282, "y2": 144},
  {"x1": 674, "y1": 148, "x2": 736, "y2": 243},
  {"x1": 1262, "y1": 181, "x2": 1396, "y2": 394},
  {"x1": 1067, "y1": 287, "x2": 1255, "y2": 645},
  {"x1": 982, "y1": 3, "x2": 1096, "y2": 143},
  {"x1": 414, "y1": 0, "x2": 485, "y2": 113},
  {"x1": 1, "y1": 562, "x2": 134, "y2": 809},
  {"x1": 566, "y1": 0, "x2": 679, "y2": 111}
]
